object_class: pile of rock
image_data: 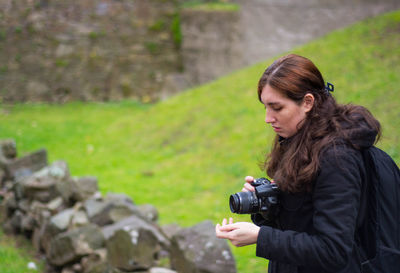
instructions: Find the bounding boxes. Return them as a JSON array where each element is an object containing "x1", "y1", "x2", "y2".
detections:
[{"x1": 0, "y1": 139, "x2": 237, "y2": 273}]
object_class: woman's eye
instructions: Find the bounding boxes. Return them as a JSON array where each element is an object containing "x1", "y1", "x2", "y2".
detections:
[{"x1": 273, "y1": 107, "x2": 282, "y2": 111}]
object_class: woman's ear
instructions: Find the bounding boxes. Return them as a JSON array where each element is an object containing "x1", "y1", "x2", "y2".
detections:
[{"x1": 302, "y1": 93, "x2": 315, "y2": 113}]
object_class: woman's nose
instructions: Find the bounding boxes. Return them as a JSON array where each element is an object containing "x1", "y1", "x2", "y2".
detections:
[{"x1": 265, "y1": 110, "x2": 275, "y2": 124}]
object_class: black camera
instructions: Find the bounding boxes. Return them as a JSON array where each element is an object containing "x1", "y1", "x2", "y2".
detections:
[{"x1": 229, "y1": 178, "x2": 279, "y2": 214}]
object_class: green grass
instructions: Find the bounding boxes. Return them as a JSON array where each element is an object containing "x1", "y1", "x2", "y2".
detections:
[
  {"x1": 0, "y1": 229, "x2": 44, "y2": 272},
  {"x1": 1, "y1": 10, "x2": 400, "y2": 273},
  {"x1": 182, "y1": 1, "x2": 240, "y2": 12}
]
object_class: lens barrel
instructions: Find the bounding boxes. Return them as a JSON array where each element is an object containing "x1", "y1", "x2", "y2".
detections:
[{"x1": 229, "y1": 191, "x2": 258, "y2": 214}]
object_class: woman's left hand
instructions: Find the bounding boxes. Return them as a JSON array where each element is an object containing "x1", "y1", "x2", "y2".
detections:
[{"x1": 215, "y1": 218, "x2": 260, "y2": 247}]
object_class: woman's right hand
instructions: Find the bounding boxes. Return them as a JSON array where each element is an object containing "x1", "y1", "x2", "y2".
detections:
[{"x1": 242, "y1": 176, "x2": 256, "y2": 192}]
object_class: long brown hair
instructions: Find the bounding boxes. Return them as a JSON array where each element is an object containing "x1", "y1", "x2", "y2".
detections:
[{"x1": 258, "y1": 54, "x2": 381, "y2": 193}]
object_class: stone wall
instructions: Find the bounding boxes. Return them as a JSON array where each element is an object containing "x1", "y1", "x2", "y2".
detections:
[
  {"x1": 161, "y1": 6, "x2": 242, "y2": 98},
  {"x1": 1, "y1": 0, "x2": 399, "y2": 102},
  {"x1": 0, "y1": 139, "x2": 237, "y2": 273},
  {"x1": 0, "y1": 0, "x2": 181, "y2": 103}
]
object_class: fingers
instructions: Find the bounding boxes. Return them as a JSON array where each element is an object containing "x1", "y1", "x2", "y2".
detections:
[
  {"x1": 216, "y1": 220, "x2": 260, "y2": 247},
  {"x1": 242, "y1": 176, "x2": 255, "y2": 192},
  {"x1": 218, "y1": 225, "x2": 238, "y2": 232},
  {"x1": 216, "y1": 224, "x2": 233, "y2": 239},
  {"x1": 215, "y1": 223, "x2": 226, "y2": 238},
  {"x1": 216, "y1": 218, "x2": 236, "y2": 239},
  {"x1": 222, "y1": 218, "x2": 227, "y2": 226},
  {"x1": 245, "y1": 176, "x2": 254, "y2": 182},
  {"x1": 217, "y1": 218, "x2": 238, "y2": 232},
  {"x1": 242, "y1": 183, "x2": 255, "y2": 192},
  {"x1": 220, "y1": 218, "x2": 233, "y2": 226}
]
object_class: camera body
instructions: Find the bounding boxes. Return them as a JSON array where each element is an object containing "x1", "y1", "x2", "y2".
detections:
[{"x1": 229, "y1": 178, "x2": 279, "y2": 214}]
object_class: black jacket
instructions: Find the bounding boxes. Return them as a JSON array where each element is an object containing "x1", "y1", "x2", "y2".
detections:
[{"x1": 252, "y1": 120, "x2": 379, "y2": 273}]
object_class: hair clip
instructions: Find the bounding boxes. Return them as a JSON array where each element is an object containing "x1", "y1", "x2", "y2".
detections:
[{"x1": 325, "y1": 82, "x2": 334, "y2": 94}]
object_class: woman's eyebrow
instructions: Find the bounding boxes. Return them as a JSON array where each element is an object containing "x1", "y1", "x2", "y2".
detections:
[{"x1": 266, "y1": 102, "x2": 281, "y2": 106}]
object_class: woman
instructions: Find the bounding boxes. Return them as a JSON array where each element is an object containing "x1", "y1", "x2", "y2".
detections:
[{"x1": 215, "y1": 54, "x2": 382, "y2": 272}]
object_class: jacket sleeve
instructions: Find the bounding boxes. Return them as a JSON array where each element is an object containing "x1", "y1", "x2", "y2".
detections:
[
  {"x1": 255, "y1": 147, "x2": 363, "y2": 272},
  {"x1": 251, "y1": 212, "x2": 277, "y2": 228}
]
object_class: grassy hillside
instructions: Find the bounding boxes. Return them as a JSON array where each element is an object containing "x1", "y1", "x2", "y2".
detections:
[{"x1": 1, "y1": 10, "x2": 399, "y2": 273}]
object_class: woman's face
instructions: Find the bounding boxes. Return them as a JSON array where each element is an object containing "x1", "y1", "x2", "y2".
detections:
[{"x1": 260, "y1": 84, "x2": 312, "y2": 138}]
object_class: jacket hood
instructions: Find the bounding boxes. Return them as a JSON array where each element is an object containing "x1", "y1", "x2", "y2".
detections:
[{"x1": 340, "y1": 111, "x2": 378, "y2": 149}]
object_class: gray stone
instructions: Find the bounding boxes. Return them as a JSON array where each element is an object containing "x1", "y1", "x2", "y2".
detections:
[
  {"x1": 170, "y1": 220, "x2": 236, "y2": 273},
  {"x1": 70, "y1": 210, "x2": 89, "y2": 228},
  {"x1": 18, "y1": 199, "x2": 30, "y2": 213},
  {"x1": 9, "y1": 209, "x2": 24, "y2": 232},
  {"x1": 161, "y1": 223, "x2": 182, "y2": 241},
  {"x1": 27, "y1": 11, "x2": 46, "y2": 31},
  {"x1": 0, "y1": 169, "x2": 6, "y2": 186},
  {"x1": 106, "y1": 227, "x2": 158, "y2": 271},
  {"x1": 0, "y1": 195, "x2": 6, "y2": 223},
  {"x1": 3, "y1": 149, "x2": 47, "y2": 182},
  {"x1": 82, "y1": 262, "x2": 120, "y2": 273},
  {"x1": 55, "y1": 44, "x2": 75, "y2": 58},
  {"x1": 81, "y1": 248, "x2": 108, "y2": 273},
  {"x1": 137, "y1": 204, "x2": 159, "y2": 223},
  {"x1": 72, "y1": 263, "x2": 83, "y2": 272},
  {"x1": 102, "y1": 215, "x2": 169, "y2": 249},
  {"x1": 21, "y1": 213, "x2": 36, "y2": 232},
  {"x1": 61, "y1": 267, "x2": 75, "y2": 273},
  {"x1": 21, "y1": 160, "x2": 72, "y2": 203},
  {"x1": 41, "y1": 208, "x2": 90, "y2": 252},
  {"x1": 26, "y1": 81, "x2": 50, "y2": 101},
  {"x1": 2, "y1": 191, "x2": 17, "y2": 216},
  {"x1": 2, "y1": 218, "x2": 14, "y2": 234},
  {"x1": 71, "y1": 176, "x2": 99, "y2": 202},
  {"x1": 47, "y1": 197, "x2": 64, "y2": 212},
  {"x1": 84, "y1": 196, "x2": 139, "y2": 226},
  {"x1": 0, "y1": 139, "x2": 17, "y2": 159},
  {"x1": 41, "y1": 209, "x2": 74, "y2": 253},
  {"x1": 47, "y1": 224, "x2": 105, "y2": 266},
  {"x1": 106, "y1": 205, "x2": 138, "y2": 225},
  {"x1": 84, "y1": 199, "x2": 108, "y2": 219},
  {"x1": 39, "y1": 221, "x2": 54, "y2": 253},
  {"x1": 31, "y1": 200, "x2": 52, "y2": 223},
  {"x1": 32, "y1": 227, "x2": 42, "y2": 251},
  {"x1": 50, "y1": 208, "x2": 75, "y2": 230},
  {"x1": 3, "y1": 180, "x2": 13, "y2": 191},
  {"x1": 105, "y1": 193, "x2": 134, "y2": 205},
  {"x1": 149, "y1": 268, "x2": 177, "y2": 273}
]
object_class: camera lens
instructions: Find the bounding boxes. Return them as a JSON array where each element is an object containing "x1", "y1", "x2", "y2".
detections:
[
  {"x1": 229, "y1": 194, "x2": 240, "y2": 213},
  {"x1": 229, "y1": 192, "x2": 258, "y2": 214}
]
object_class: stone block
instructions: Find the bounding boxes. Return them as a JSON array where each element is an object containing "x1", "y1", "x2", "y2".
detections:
[
  {"x1": 102, "y1": 215, "x2": 169, "y2": 249},
  {"x1": 137, "y1": 204, "x2": 159, "y2": 223},
  {"x1": 106, "y1": 227, "x2": 158, "y2": 271},
  {"x1": 47, "y1": 224, "x2": 105, "y2": 266},
  {"x1": 21, "y1": 160, "x2": 72, "y2": 203},
  {"x1": 0, "y1": 139, "x2": 17, "y2": 159},
  {"x1": 170, "y1": 220, "x2": 236, "y2": 273},
  {"x1": 84, "y1": 196, "x2": 139, "y2": 226},
  {"x1": 149, "y1": 268, "x2": 177, "y2": 273},
  {"x1": 71, "y1": 176, "x2": 99, "y2": 202},
  {"x1": 4, "y1": 149, "x2": 47, "y2": 182}
]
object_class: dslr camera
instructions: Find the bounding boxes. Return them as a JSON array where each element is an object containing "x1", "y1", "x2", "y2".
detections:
[{"x1": 229, "y1": 177, "x2": 279, "y2": 214}]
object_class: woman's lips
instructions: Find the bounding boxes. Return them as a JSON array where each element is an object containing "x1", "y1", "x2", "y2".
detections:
[{"x1": 272, "y1": 126, "x2": 281, "y2": 132}]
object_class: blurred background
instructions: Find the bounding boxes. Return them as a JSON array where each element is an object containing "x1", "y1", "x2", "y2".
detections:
[{"x1": 1, "y1": 0, "x2": 399, "y2": 272}]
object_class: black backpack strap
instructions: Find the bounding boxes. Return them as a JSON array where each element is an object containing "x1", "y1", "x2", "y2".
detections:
[
  {"x1": 356, "y1": 148, "x2": 377, "y2": 260},
  {"x1": 358, "y1": 147, "x2": 400, "y2": 273}
]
